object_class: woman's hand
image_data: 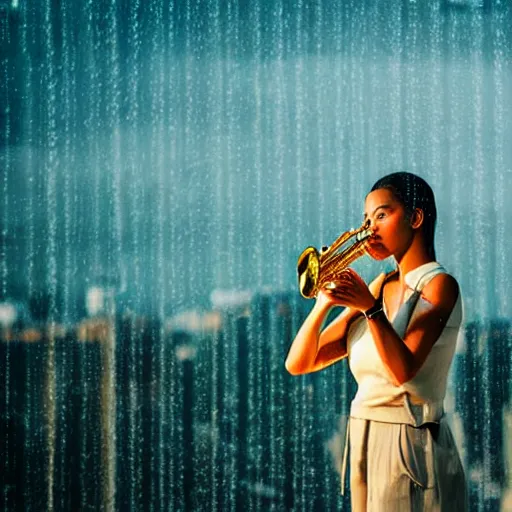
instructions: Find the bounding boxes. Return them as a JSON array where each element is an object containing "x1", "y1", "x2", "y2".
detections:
[
  {"x1": 321, "y1": 268, "x2": 377, "y2": 313},
  {"x1": 315, "y1": 287, "x2": 343, "y2": 310}
]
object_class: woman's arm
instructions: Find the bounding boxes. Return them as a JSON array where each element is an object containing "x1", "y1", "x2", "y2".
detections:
[
  {"x1": 366, "y1": 273, "x2": 459, "y2": 385},
  {"x1": 284, "y1": 297, "x2": 334, "y2": 375},
  {"x1": 285, "y1": 272, "x2": 386, "y2": 375},
  {"x1": 284, "y1": 298, "x2": 353, "y2": 376},
  {"x1": 334, "y1": 269, "x2": 460, "y2": 386}
]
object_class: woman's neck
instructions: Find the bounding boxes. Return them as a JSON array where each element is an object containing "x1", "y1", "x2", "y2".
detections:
[{"x1": 394, "y1": 243, "x2": 435, "y2": 287}]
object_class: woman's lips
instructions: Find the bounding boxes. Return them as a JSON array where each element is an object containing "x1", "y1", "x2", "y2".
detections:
[
  {"x1": 366, "y1": 240, "x2": 386, "y2": 259},
  {"x1": 367, "y1": 239, "x2": 385, "y2": 253}
]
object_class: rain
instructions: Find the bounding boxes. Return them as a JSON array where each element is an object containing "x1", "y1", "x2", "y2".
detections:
[{"x1": 0, "y1": 0, "x2": 511, "y2": 510}]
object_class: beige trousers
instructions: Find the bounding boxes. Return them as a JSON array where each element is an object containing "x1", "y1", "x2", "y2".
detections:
[{"x1": 345, "y1": 417, "x2": 467, "y2": 512}]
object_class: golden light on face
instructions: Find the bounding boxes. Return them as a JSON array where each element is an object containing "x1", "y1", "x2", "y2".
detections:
[{"x1": 363, "y1": 188, "x2": 410, "y2": 261}]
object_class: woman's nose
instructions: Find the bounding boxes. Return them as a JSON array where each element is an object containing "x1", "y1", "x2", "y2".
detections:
[{"x1": 365, "y1": 218, "x2": 376, "y2": 232}]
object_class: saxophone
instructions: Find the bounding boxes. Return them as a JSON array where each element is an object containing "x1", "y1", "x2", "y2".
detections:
[{"x1": 297, "y1": 221, "x2": 373, "y2": 299}]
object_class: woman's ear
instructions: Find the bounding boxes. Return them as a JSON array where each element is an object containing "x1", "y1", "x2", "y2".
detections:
[{"x1": 410, "y1": 208, "x2": 424, "y2": 229}]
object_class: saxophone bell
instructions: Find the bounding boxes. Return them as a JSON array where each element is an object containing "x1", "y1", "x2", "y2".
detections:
[{"x1": 297, "y1": 221, "x2": 373, "y2": 299}]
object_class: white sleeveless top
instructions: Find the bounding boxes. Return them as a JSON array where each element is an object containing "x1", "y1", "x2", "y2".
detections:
[{"x1": 347, "y1": 261, "x2": 464, "y2": 424}]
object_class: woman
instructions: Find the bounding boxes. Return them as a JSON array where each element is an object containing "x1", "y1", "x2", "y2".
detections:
[{"x1": 285, "y1": 172, "x2": 467, "y2": 511}]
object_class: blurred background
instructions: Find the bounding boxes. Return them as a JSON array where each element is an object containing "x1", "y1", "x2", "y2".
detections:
[{"x1": 0, "y1": 0, "x2": 511, "y2": 510}]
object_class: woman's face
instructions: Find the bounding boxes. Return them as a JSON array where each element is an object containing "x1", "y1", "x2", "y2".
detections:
[{"x1": 363, "y1": 188, "x2": 413, "y2": 261}]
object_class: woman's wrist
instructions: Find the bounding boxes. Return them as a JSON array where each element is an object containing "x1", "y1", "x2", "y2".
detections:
[
  {"x1": 313, "y1": 298, "x2": 334, "y2": 319},
  {"x1": 363, "y1": 298, "x2": 384, "y2": 320}
]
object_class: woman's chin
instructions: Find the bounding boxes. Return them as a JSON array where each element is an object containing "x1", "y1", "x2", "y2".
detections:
[{"x1": 366, "y1": 245, "x2": 389, "y2": 261}]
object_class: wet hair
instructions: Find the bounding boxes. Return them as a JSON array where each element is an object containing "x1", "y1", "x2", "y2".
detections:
[{"x1": 370, "y1": 172, "x2": 437, "y2": 259}]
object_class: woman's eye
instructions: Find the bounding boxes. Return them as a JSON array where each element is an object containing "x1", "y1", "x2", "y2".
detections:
[{"x1": 377, "y1": 212, "x2": 386, "y2": 219}]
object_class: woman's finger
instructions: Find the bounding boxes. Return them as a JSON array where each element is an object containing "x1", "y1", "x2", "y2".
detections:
[
  {"x1": 345, "y1": 268, "x2": 363, "y2": 282},
  {"x1": 330, "y1": 290, "x2": 356, "y2": 300},
  {"x1": 339, "y1": 271, "x2": 362, "y2": 285},
  {"x1": 326, "y1": 285, "x2": 350, "y2": 294},
  {"x1": 338, "y1": 269, "x2": 354, "y2": 280}
]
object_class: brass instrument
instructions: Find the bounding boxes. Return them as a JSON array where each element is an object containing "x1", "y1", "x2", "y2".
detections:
[{"x1": 297, "y1": 222, "x2": 373, "y2": 299}]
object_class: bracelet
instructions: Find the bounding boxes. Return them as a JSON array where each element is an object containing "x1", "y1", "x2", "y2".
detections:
[{"x1": 364, "y1": 298, "x2": 384, "y2": 320}]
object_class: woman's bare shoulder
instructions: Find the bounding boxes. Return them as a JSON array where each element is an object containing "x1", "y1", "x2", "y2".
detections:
[{"x1": 421, "y1": 272, "x2": 460, "y2": 311}]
